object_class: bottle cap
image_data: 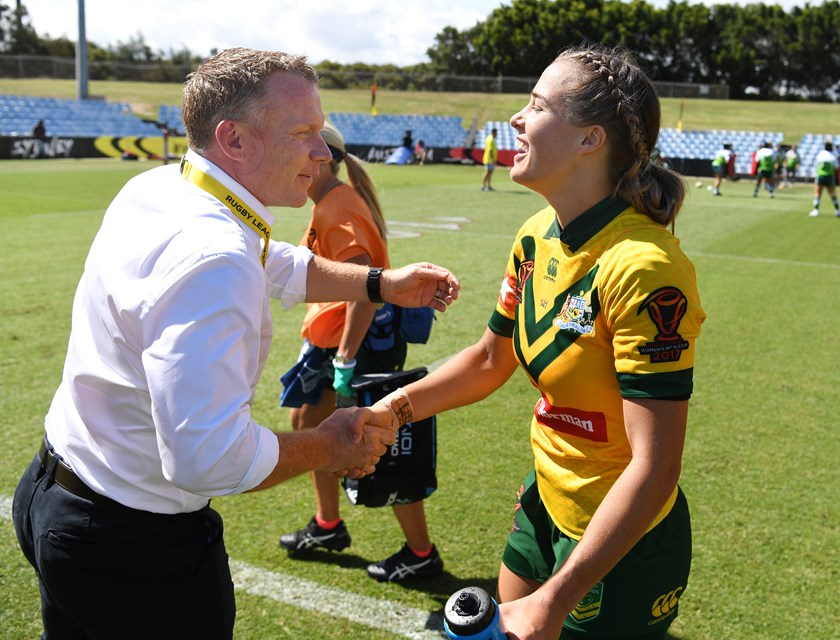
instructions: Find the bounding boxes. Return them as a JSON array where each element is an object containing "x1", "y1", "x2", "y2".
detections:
[{"x1": 443, "y1": 586, "x2": 497, "y2": 635}]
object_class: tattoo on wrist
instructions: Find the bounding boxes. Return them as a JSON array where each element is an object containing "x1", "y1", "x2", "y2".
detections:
[{"x1": 388, "y1": 395, "x2": 414, "y2": 426}]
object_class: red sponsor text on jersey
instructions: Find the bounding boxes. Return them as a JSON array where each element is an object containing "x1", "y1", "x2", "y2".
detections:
[{"x1": 534, "y1": 397, "x2": 608, "y2": 442}]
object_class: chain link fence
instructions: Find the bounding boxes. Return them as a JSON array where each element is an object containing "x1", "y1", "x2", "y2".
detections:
[{"x1": 1, "y1": 54, "x2": 728, "y2": 98}]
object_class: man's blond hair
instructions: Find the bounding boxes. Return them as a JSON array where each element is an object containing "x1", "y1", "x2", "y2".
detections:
[{"x1": 182, "y1": 48, "x2": 318, "y2": 153}]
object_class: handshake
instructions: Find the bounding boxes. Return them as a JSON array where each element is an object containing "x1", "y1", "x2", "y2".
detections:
[{"x1": 317, "y1": 389, "x2": 415, "y2": 478}]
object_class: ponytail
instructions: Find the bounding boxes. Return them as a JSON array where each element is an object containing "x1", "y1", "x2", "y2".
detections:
[
  {"x1": 616, "y1": 161, "x2": 686, "y2": 231},
  {"x1": 343, "y1": 153, "x2": 387, "y2": 240}
]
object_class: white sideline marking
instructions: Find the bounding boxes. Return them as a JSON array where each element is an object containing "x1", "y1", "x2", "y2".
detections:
[
  {"x1": 389, "y1": 221, "x2": 461, "y2": 230},
  {"x1": 687, "y1": 250, "x2": 840, "y2": 270},
  {"x1": 434, "y1": 217, "x2": 472, "y2": 223},
  {"x1": 388, "y1": 229, "x2": 423, "y2": 239},
  {"x1": 0, "y1": 493, "x2": 444, "y2": 639},
  {"x1": 231, "y1": 560, "x2": 444, "y2": 639}
]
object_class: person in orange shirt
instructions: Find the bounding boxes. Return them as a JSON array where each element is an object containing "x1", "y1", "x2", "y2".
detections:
[{"x1": 277, "y1": 122, "x2": 443, "y2": 582}]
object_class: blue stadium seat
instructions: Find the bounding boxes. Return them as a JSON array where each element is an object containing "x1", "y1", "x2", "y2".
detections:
[
  {"x1": 0, "y1": 94, "x2": 162, "y2": 137},
  {"x1": 328, "y1": 112, "x2": 466, "y2": 147}
]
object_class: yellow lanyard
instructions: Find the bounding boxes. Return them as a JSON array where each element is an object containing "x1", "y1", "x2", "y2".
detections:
[{"x1": 179, "y1": 157, "x2": 271, "y2": 268}]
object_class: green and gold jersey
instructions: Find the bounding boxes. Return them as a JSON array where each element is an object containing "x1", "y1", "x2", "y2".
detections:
[{"x1": 489, "y1": 197, "x2": 705, "y2": 540}]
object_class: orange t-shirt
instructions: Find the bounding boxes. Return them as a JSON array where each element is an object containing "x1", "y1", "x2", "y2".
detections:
[{"x1": 300, "y1": 184, "x2": 389, "y2": 348}]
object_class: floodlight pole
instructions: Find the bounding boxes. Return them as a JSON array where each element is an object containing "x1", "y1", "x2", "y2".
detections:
[{"x1": 76, "y1": 0, "x2": 89, "y2": 100}]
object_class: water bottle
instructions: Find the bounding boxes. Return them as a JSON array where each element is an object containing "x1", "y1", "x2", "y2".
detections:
[{"x1": 443, "y1": 586, "x2": 507, "y2": 640}]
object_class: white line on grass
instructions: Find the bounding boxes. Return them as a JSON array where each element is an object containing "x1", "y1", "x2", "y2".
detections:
[
  {"x1": 389, "y1": 221, "x2": 461, "y2": 230},
  {"x1": 0, "y1": 493, "x2": 444, "y2": 639},
  {"x1": 687, "y1": 250, "x2": 840, "y2": 270},
  {"x1": 231, "y1": 560, "x2": 444, "y2": 639}
]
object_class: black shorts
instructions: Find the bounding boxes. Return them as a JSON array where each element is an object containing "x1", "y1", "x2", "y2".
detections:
[{"x1": 279, "y1": 339, "x2": 407, "y2": 408}]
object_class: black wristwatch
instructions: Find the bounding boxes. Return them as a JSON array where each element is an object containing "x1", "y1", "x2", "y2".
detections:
[{"x1": 366, "y1": 267, "x2": 384, "y2": 303}]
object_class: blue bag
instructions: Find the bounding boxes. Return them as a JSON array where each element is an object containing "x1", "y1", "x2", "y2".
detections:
[
  {"x1": 363, "y1": 303, "x2": 435, "y2": 352},
  {"x1": 398, "y1": 306, "x2": 435, "y2": 344}
]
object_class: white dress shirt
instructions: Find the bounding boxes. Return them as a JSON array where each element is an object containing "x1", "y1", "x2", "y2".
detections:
[{"x1": 44, "y1": 149, "x2": 312, "y2": 514}]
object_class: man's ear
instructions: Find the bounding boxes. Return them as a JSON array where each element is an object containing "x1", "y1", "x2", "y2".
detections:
[
  {"x1": 580, "y1": 125, "x2": 607, "y2": 156},
  {"x1": 214, "y1": 119, "x2": 247, "y2": 161}
]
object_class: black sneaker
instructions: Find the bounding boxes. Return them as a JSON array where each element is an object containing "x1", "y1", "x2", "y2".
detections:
[
  {"x1": 279, "y1": 517, "x2": 351, "y2": 554},
  {"x1": 367, "y1": 544, "x2": 443, "y2": 582}
]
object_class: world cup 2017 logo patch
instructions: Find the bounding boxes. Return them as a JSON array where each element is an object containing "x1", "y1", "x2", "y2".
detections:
[
  {"x1": 637, "y1": 287, "x2": 690, "y2": 363},
  {"x1": 516, "y1": 261, "x2": 535, "y2": 303}
]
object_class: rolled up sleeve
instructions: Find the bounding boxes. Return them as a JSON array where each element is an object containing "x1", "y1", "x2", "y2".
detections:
[{"x1": 265, "y1": 241, "x2": 312, "y2": 308}]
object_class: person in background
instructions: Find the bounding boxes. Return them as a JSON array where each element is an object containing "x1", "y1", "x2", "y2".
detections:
[
  {"x1": 403, "y1": 128, "x2": 414, "y2": 151},
  {"x1": 710, "y1": 142, "x2": 733, "y2": 196},
  {"x1": 278, "y1": 121, "x2": 443, "y2": 582},
  {"x1": 773, "y1": 142, "x2": 785, "y2": 188},
  {"x1": 481, "y1": 127, "x2": 499, "y2": 191},
  {"x1": 414, "y1": 138, "x2": 427, "y2": 165},
  {"x1": 809, "y1": 139, "x2": 839, "y2": 217},
  {"x1": 12, "y1": 48, "x2": 459, "y2": 640},
  {"x1": 357, "y1": 43, "x2": 704, "y2": 640},
  {"x1": 753, "y1": 141, "x2": 777, "y2": 198},
  {"x1": 783, "y1": 144, "x2": 800, "y2": 189},
  {"x1": 31, "y1": 118, "x2": 47, "y2": 158}
]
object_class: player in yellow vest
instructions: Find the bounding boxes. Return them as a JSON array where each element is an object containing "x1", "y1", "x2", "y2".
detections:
[
  {"x1": 482, "y1": 128, "x2": 499, "y2": 191},
  {"x1": 360, "y1": 44, "x2": 704, "y2": 640}
]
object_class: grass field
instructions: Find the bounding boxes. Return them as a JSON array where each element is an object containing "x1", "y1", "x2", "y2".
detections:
[
  {"x1": 3, "y1": 78, "x2": 840, "y2": 143},
  {"x1": 1, "y1": 159, "x2": 839, "y2": 640}
]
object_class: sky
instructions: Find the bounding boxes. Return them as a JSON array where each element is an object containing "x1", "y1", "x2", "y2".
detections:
[{"x1": 23, "y1": 0, "x2": 811, "y2": 67}]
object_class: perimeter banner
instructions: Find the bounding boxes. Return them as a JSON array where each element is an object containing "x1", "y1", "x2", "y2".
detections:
[{"x1": 0, "y1": 135, "x2": 188, "y2": 160}]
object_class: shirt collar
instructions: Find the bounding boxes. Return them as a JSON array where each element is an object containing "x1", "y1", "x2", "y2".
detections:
[
  {"x1": 183, "y1": 148, "x2": 275, "y2": 228},
  {"x1": 545, "y1": 196, "x2": 629, "y2": 252}
]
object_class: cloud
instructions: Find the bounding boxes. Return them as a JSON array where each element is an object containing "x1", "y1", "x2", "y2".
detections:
[
  {"x1": 23, "y1": 0, "x2": 814, "y2": 66},
  {"x1": 23, "y1": 0, "x2": 502, "y2": 66}
]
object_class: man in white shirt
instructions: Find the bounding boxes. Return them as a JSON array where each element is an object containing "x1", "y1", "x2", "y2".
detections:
[{"x1": 12, "y1": 48, "x2": 460, "y2": 639}]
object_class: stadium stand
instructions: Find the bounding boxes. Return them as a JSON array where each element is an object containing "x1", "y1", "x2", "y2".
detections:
[
  {"x1": 795, "y1": 133, "x2": 840, "y2": 178},
  {"x1": 6, "y1": 96, "x2": 838, "y2": 178},
  {"x1": 157, "y1": 104, "x2": 186, "y2": 135},
  {"x1": 155, "y1": 107, "x2": 467, "y2": 148},
  {"x1": 0, "y1": 94, "x2": 160, "y2": 137},
  {"x1": 328, "y1": 112, "x2": 466, "y2": 148},
  {"x1": 477, "y1": 120, "x2": 519, "y2": 150},
  {"x1": 657, "y1": 128, "x2": 784, "y2": 176}
]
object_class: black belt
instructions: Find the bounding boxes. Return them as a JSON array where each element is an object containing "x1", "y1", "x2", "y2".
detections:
[{"x1": 38, "y1": 438, "x2": 115, "y2": 505}]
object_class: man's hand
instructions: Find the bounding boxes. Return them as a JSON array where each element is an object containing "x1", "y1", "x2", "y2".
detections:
[
  {"x1": 317, "y1": 407, "x2": 396, "y2": 476},
  {"x1": 382, "y1": 262, "x2": 460, "y2": 312}
]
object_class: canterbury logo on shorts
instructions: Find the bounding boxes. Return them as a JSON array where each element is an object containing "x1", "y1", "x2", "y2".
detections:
[{"x1": 650, "y1": 586, "x2": 683, "y2": 622}]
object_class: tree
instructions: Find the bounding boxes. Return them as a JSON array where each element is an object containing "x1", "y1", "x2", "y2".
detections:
[
  {"x1": 426, "y1": 25, "x2": 489, "y2": 76},
  {"x1": 471, "y1": 0, "x2": 607, "y2": 76},
  {"x1": 787, "y1": 2, "x2": 840, "y2": 100},
  {"x1": 1, "y1": 1, "x2": 45, "y2": 55},
  {"x1": 110, "y1": 32, "x2": 160, "y2": 63}
]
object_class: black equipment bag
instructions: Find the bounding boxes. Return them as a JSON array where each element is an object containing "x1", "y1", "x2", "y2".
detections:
[{"x1": 342, "y1": 367, "x2": 437, "y2": 508}]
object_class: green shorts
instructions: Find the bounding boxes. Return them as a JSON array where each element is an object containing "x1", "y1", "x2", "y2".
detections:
[
  {"x1": 816, "y1": 174, "x2": 836, "y2": 188},
  {"x1": 502, "y1": 469, "x2": 691, "y2": 639}
]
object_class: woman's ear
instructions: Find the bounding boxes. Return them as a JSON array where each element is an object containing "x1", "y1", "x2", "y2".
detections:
[{"x1": 580, "y1": 125, "x2": 607, "y2": 156}]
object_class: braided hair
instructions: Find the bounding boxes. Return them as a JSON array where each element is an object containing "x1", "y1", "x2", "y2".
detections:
[{"x1": 556, "y1": 44, "x2": 685, "y2": 228}]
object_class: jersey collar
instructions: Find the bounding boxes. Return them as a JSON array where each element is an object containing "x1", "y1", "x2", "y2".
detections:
[{"x1": 546, "y1": 196, "x2": 628, "y2": 252}]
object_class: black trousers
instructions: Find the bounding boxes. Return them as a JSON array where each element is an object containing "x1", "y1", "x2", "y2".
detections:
[{"x1": 13, "y1": 451, "x2": 236, "y2": 639}]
